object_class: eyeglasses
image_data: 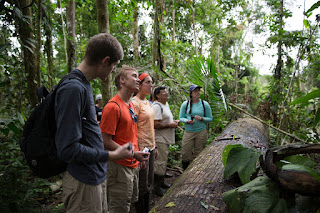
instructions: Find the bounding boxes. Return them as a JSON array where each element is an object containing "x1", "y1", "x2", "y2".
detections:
[{"x1": 129, "y1": 107, "x2": 138, "y2": 123}]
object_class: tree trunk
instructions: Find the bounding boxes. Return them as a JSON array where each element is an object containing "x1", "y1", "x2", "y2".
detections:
[
  {"x1": 59, "y1": 0, "x2": 68, "y2": 63},
  {"x1": 192, "y1": 2, "x2": 197, "y2": 56},
  {"x1": 35, "y1": 0, "x2": 42, "y2": 86},
  {"x1": 96, "y1": 0, "x2": 113, "y2": 103},
  {"x1": 152, "y1": 118, "x2": 269, "y2": 213},
  {"x1": 44, "y1": 1, "x2": 54, "y2": 89},
  {"x1": 152, "y1": 0, "x2": 165, "y2": 73},
  {"x1": 18, "y1": 0, "x2": 38, "y2": 107},
  {"x1": 132, "y1": 6, "x2": 139, "y2": 66},
  {"x1": 274, "y1": 0, "x2": 283, "y2": 80},
  {"x1": 172, "y1": 0, "x2": 175, "y2": 64},
  {"x1": 66, "y1": 0, "x2": 76, "y2": 73}
]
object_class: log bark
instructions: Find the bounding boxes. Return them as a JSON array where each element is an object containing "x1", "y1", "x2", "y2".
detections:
[
  {"x1": 151, "y1": 118, "x2": 269, "y2": 213},
  {"x1": 265, "y1": 143, "x2": 320, "y2": 196}
]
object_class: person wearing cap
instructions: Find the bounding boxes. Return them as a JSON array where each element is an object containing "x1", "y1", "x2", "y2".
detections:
[
  {"x1": 131, "y1": 73, "x2": 156, "y2": 212},
  {"x1": 179, "y1": 84, "x2": 213, "y2": 170},
  {"x1": 95, "y1": 94, "x2": 103, "y2": 124},
  {"x1": 152, "y1": 86, "x2": 180, "y2": 196}
]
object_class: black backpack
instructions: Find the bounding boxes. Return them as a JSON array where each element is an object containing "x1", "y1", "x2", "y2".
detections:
[{"x1": 20, "y1": 74, "x2": 82, "y2": 178}]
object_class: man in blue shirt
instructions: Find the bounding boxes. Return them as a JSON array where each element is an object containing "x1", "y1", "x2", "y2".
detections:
[{"x1": 55, "y1": 33, "x2": 136, "y2": 213}]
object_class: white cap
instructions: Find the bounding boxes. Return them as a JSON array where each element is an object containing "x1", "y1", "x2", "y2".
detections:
[{"x1": 95, "y1": 94, "x2": 102, "y2": 101}]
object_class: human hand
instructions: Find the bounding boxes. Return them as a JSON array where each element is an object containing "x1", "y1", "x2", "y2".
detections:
[
  {"x1": 186, "y1": 120, "x2": 194, "y2": 124},
  {"x1": 134, "y1": 151, "x2": 150, "y2": 161},
  {"x1": 155, "y1": 148, "x2": 159, "y2": 160},
  {"x1": 139, "y1": 161, "x2": 147, "y2": 170},
  {"x1": 194, "y1": 115, "x2": 203, "y2": 121},
  {"x1": 108, "y1": 142, "x2": 134, "y2": 161}
]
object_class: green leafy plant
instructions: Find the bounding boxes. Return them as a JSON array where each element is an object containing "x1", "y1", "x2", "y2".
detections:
[
  {"x1": 223, "y1": 144, "x2": 262, "y2": 184},
  {"x1": 223, "y1": 176, "x2": 287, "y2": 213},
  {"x1": 290, "y1": 89, "x2": 320, "y2": 126}
]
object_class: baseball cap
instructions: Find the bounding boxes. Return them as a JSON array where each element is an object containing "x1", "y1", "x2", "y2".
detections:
[
  {"x1": 189, "y1": 84, "x2": 202, "y2": 93},
  {"x1": 95, "y1": 94, "x2": 102, "y2": 101}
]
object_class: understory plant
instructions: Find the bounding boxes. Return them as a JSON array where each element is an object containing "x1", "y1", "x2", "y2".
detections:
[{"x1": 222, "y1": 144, "x2": 320, "y2": 212}]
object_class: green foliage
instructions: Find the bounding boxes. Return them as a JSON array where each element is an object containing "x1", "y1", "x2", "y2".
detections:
[
  {"x1": 223, "y1": 176, "x2": 287, "y2": 213},
  {"x1": 282, "y1": 164, "x2": 320, "y2": 182},
  {"x1": 223, "y1": 145, "x2": 262, "y2": 184},
  {"x1": 0, "y1": 114, "x2": 58, "y2": 212},
  {"x1": 222, "y1": 144, "x2": 243, "y2": 166},
  {"x1": 276, "y1": 155, "x2": 320, "y2": 183}
]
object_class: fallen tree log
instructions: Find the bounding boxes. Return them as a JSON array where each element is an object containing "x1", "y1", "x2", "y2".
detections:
[
  {"x1": 151, "y1": 118, "x2": 269, "y2": 213},
  {"x1": 265, "y1": 143, "x2": 320, "y2": 196}
]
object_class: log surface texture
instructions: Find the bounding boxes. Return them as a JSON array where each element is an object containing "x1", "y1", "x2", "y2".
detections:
[{"x1": 151, "y1": 118, "x2": 269, "y2": 213}]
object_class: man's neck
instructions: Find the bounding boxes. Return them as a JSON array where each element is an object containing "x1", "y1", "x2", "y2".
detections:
[
  {"x1": 118, "y1": 89, "x2": 133, "y2": 105},
  {"x1": 158, "y1": 100, "x2": 167, "y2": 105},
  {"x1": 77, "y1": 61, "x2": 97, "y2": 82}
]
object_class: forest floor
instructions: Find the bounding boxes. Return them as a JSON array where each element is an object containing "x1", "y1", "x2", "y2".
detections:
[
  {"x1": 48, "y1": 166, "x2": 183, "y2": 212},
  {"x1": 131, "y1": 166, "x2": 183, "y2": 212}
]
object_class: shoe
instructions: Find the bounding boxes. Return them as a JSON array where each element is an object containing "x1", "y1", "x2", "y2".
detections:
[
  {"x1": 158, "y1": 175, "x2": 171, "y2": 189},
  {"x1": 165, "y1": 172, "x2": 174, "y2": 178},
  {"x1": 182, "y1": 161, "x2": 190, "y2": 170},
  {"x1": 153, "y1": 186, "x2": 166, "y2": 196}
]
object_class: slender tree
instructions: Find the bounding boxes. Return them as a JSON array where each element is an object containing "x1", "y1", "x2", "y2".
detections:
[
  {"x1": 96, "y1": 0, "x2": 113, "y2": 103},
  {"x1": 132, "y1": 4, "x2": 139, "y2": 66},
  {"x1": 152, "y1": 0, "x2": 166, "y2": 72},
  {"x1": 66, "y1": 0, "x2": 76, "y2": 73},
  {"x1": 17, "y1": 0, "x2": 38, "y2": 107}
]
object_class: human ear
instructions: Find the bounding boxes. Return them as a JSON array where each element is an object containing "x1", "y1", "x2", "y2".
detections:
[{"x1": 102, "y1": 56, "x2": 110, "y2": 66}]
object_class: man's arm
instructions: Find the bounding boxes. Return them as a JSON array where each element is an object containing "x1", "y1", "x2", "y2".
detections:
[
  {"x1": 154, "y1": 120, "x2": 179, "y2": 129},
  {"x1": 102, "y1": 133, "x2": 121, "y2": 151},
  {"x1": 103, "y1": 133, "x2": 150, "y2": 161}
]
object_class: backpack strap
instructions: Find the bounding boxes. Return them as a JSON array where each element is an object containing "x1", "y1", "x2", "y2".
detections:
[
  {"x1": 201, "y1": 99, "x2": 206, "y2": 117},
  {"x1": 185, "y1": 100, "x2": 190, "y2": 115},
  {"x1": 185, "y1": 99, "x2": 206, "y2": 116},
  {"x1": 107, "y1": 101, "x2": 121, "y2": 136},
  {"x1": 152, "y1": 102, "x2": 163, "y2": 114}
]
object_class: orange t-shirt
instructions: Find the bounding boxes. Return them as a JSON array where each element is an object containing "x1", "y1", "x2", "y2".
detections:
[
  {"x1": 131, "y1": 97, "x2": 155, "y2": 150},
  {"x1": 100, "y1": 94, "x2": 139, "y2": 168}
]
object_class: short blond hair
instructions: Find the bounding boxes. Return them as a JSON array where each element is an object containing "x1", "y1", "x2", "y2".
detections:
[{"x1": 115, "y1": 65, "x2": 137, "y2": 90}]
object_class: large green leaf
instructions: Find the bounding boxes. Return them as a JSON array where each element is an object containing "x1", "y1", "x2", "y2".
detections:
[
  {"x1": 306, "y1": 1, "x2": 320, "y2": 14},
  {"x1": 222, "y1": 144, "x2": 243, "y2": 166},
  {"x1": 224, "y1": 145, "x2": 262, "y2": 184},
  {"x1": 223, "y1": 176, "x2": 287, "y2": 213},
  {"x1": 315, "y1": 109, "x2": 320, "y2": 125},
  {"x1": 188, "y1": 55, "x2": 228, "y2": 113},
  {"x1": 278, "y1": 155, "x2": 318, "y2": 169},
  {"x1": 290, "y1": 89, "x2": 320, "y2": 105}
]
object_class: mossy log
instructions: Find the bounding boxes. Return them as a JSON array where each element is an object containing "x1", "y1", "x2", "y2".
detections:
[{"x1": 151, "y1": 118, "x2": 269, "y2": 213}]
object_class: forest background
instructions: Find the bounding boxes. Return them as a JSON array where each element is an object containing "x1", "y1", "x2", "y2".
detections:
[{"x1": 0, "y1": 0, "x2": 319, "y2": 212}]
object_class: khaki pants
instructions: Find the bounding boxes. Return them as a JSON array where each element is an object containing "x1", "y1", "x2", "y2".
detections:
[
  {"x1": 181, "y1": 129, "x2": 207, "y2": 162},
  {"x1": 107, "y1": 161, "x2": 139, "y2": 213},
  {"x1": 139, "y1": 149, "x2": 155, "y2": 195},
  {"x1": 62, "y1": 171, "x2": 107, "y2": 213},
  {"x1": 154, "y1": 142, "x2": 169, "y2": 176}
]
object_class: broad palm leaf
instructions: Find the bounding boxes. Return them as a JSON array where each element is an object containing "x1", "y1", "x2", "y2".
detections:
[{"x1": 188, "y1": 55, "x2": 228, "y2": 121}]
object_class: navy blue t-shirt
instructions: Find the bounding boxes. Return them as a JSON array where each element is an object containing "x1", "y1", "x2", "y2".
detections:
[{"x1": 55, "y1": 69, "x2": 109, "y2": 185}]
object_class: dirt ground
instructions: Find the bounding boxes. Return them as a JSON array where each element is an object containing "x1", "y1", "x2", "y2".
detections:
[{"x1": 130, "y1": 166, "x2": 183, "y2": 213}]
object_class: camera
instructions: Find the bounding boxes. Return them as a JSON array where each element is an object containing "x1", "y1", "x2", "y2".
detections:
[{"x1": 142, "y1": 147, "x2": 150, "y2": 158}]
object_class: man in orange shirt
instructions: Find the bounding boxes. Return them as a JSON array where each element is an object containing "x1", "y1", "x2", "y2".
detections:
[{"x1": 100, "y1": 65, "x2": 150, "y2": 213}]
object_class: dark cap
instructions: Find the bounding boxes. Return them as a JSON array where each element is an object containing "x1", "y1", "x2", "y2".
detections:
[{"x1": 189, "y1": 84, "x2": 202, "y2": 93}]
